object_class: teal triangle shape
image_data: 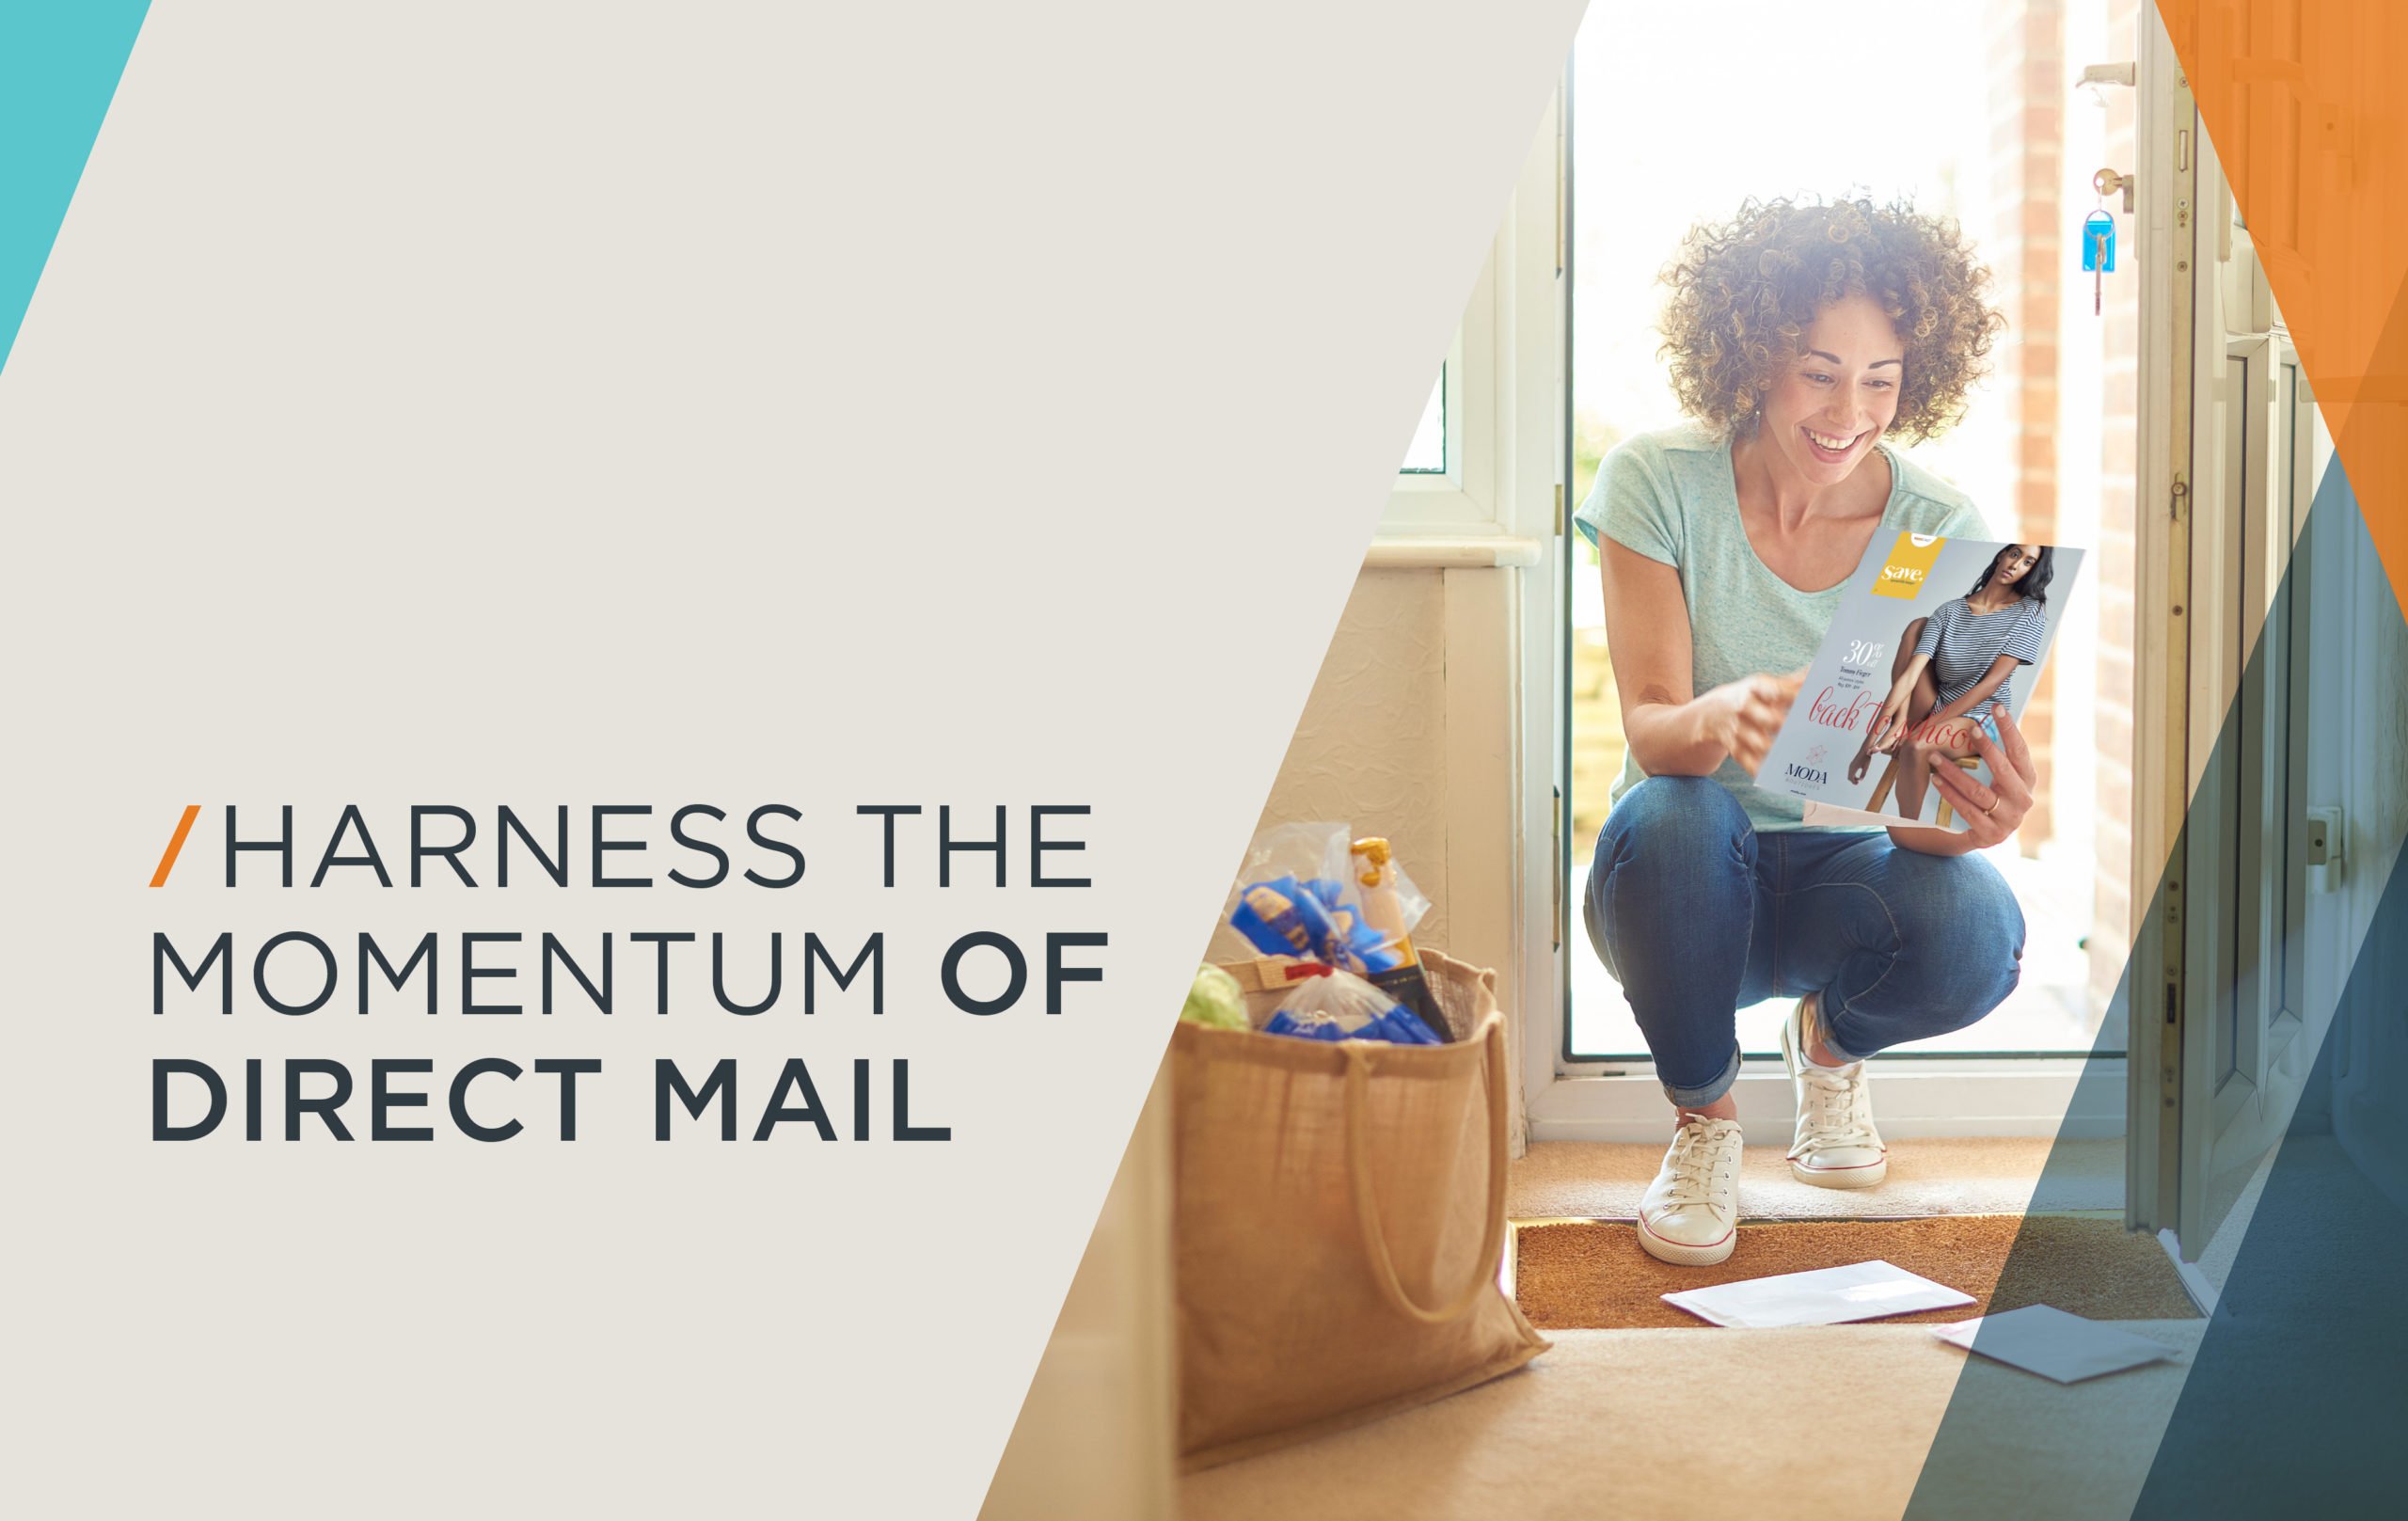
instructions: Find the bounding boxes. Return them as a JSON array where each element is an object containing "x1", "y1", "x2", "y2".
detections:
[
  {"x1": 1, "y1": 1, "x2": 151, "y2": 376},
  {"x1": 1902, "y1": 451, "x2": 2408, "y2": 1514}
]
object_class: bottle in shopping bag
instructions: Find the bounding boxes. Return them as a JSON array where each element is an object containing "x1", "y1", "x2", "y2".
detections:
[{"x1": 1348, "y1": 837, "x2": 1449, "y2": 1041}]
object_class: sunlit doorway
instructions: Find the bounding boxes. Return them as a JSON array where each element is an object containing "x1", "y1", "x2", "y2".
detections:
[{"x1": 1564, "y1": 0, "x2": 2142, "y2": 1066}]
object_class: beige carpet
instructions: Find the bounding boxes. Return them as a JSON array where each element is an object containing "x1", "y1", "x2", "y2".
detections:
[
  {"x1": 1509, "y1": 1136, "x2": 2123, "y2": 1221},
  {"x1": 1514, "y1": 1214, "x2": 2199, "y2": 1330},
  {"x1": 1180, "y1": 1321, "x2": 2203, "y2": 1521},
  {"x1": 1181, "y1": 1139, "x2": 2160, "y2": 1518}
]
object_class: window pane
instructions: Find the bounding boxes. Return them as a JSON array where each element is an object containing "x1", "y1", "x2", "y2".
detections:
[{"x1": 1399, "y1": 368, "x2": 1445, "y2": 473}]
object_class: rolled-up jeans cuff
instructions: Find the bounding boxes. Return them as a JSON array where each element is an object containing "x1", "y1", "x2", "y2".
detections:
[
  {"x1": 1818, "y1": 1000, "x2": 1871, "y2": 1066},
  {"x1": 1660, "y1": 1041, "x2": 1742, "y2": 1108},
  {"x1": 1820, "y1": 1032, "x2": 1872, "y2": 1066}
]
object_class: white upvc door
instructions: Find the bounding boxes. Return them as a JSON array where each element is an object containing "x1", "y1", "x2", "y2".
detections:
[
  {"x1": 2138, "y1": 24, "x2": 2351, "y2": 1259},
  {"x1": 2171, "y1": 315, "x2": 2331, "y2": 1255}
]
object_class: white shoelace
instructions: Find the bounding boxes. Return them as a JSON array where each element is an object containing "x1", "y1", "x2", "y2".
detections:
[
  {"x1": 1659, "y1": 1119, "x2": 1741, "y2": 1210},
  {"x1": 1793, "y1": 1064, "x2": 1880, "y2": 1154}
]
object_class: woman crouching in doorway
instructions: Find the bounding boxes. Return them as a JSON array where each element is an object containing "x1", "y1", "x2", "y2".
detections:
[{"x1": 1576, "y1": 197, "x2": 2034, "y2": 1267}]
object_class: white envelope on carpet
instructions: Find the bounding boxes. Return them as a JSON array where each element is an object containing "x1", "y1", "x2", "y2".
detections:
[
  {"x1": 1932, "y1": 1304, "x2": 2181, "y2": 1382},
  {"x1": 1662, "y1": 1260, "x2": 1974, "y2": 1328}
]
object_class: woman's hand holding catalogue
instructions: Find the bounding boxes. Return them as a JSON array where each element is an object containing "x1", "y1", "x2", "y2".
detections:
[
  {"x1": 1698, "y1": 671, "x2": 1803, "y2": 776},
  {"x1": 1928, "y1": 703, "x2": 2037, "y2": 848}
]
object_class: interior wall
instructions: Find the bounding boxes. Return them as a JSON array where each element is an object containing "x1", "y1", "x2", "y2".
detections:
[
  {"x1": 1224, "y1": 561, "x2": 1533, "y2": 1154},
  {"x1": 989, "y1": 562, "x2": 1532, "y2": 1514},
  {"x1": 980, "y1": 1065, "x2": 1176, "y2": 1521},
  {"x1": 1238, "y1": 567, "x2": 1454, "y2": 952}
]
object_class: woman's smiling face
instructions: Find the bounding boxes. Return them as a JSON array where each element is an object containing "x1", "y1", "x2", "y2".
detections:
[{"x1": 1758, "y1": 293, "x2": 1905, "y2": 488}]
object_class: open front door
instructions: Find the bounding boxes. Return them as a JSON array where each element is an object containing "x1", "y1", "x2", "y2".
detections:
[{"x1": 2131, "y1": 11, "x2": 2346, "y2": 1259}]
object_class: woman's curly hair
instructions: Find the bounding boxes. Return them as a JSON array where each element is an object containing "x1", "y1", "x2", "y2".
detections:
[{"x1": 1658, "y1": 197, "x2": 2004, "y2": 442}]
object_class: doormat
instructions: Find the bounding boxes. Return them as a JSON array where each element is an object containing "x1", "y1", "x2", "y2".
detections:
[{"x1": 1513, "y1": 1213, "x2": 2200, "y2": 1331}]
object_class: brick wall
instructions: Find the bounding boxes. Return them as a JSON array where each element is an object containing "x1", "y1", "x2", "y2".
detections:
[{"x1": 1990, "y1": 0, "x2": 2067, "y2": 851}]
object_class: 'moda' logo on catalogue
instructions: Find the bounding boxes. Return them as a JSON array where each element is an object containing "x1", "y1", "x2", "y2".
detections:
[{"x1": 1873, "y1": 531, "x2": 1947, "y2": 600}]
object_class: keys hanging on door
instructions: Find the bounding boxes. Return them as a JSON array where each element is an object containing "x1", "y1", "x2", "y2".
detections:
[
  {"x1": 2083, "y1": 207, "x2": 2117, "y2": 315},
  {"x1": 2084, "y1": 167, "x2": 2131, "y2": 317}
]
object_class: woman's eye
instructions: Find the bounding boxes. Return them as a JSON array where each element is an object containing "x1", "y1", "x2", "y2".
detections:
[{"x1": 1866, "y1": 378, "x2": 1894, "y2": 389}]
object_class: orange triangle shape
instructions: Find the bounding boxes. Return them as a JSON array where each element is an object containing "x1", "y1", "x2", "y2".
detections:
[{"x1": 2160, "y1": 0, "x2": 2408, "y2": 613}]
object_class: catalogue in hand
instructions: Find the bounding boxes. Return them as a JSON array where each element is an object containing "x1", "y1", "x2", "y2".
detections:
[{"x1": 1755, "y1": 532, "x2": 2085, "y2": 831}]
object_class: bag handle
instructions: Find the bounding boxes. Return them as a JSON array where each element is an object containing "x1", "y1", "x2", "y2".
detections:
[{"x1": 1342, "y1": 1017, "x2": 1510, "y2": 1326}]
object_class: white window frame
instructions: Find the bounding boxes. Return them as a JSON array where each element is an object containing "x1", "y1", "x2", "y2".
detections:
[
  {"x1": 1524, "y1": 1062, "x2": 2128, "y2": 1143},
  {"x1": 1388, "y1": 331, "x2": 1469, "y2": 503},
  {"x1": 1378, "y1": 249, "x2": 1485, "y2": 532},
  {"x1": 1374, "y1": 103, "x2": 1554, "y2": 558}
]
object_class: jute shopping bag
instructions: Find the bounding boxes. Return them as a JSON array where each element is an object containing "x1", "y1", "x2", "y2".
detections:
[{"x1": 1173, "y1": 951, "x2": 1547, "y2": 1469}]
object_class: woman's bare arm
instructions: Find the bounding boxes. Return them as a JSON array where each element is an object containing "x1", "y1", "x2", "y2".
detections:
[{"x1": 1601, "y1": 540, "x2": 1798, "y2": 777}]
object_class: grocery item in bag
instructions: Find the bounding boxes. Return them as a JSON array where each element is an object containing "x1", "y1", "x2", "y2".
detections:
[
  {"x1": 1221, "y1": 827, "x2": 1449, "y2": 1038},
  {"x1": 1228, "y1": 875, "x2": 1347, "y2": 962},
  {"x1": 1225, "y1": 825, "x2": 1428, "y2": 955},
  {"x1": 1226, "y1": 874, "x2": 1393, "y2": 971},
  {"x1": 1259, "y1": 965, "x2": 1443, "y2": 1046},
  {"x1": 1348, "y1": 836, "x2": 1445, "y2": 1039},
  {"x1": 1179, "y1": 964, "x2": 1250, "y2": 1031}
]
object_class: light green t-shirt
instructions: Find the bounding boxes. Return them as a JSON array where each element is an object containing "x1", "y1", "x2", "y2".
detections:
[{"x1": 1573, "y1": 420, "x2": 1988, "y2": 832}]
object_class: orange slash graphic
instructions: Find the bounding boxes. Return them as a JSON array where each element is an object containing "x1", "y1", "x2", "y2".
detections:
[{"x1": 150, "y1": 805, "x2": 200, "y2": 887}]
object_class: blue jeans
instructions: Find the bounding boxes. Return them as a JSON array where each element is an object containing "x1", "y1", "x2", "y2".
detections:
[{"x1": 1583, "y1": 776, "x2": 2026, "y2": 1106}]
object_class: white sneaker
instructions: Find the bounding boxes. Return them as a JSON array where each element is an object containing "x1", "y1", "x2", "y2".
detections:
[
  {"x1": 1636, "y1": 1114, "x2": 1745, "y2": 1266},
  {"x1": 1781, "y1": 996, "x2": 1888, "y2": 1189}
]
